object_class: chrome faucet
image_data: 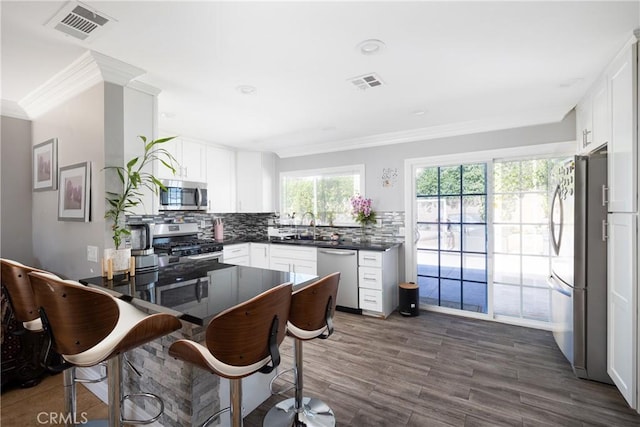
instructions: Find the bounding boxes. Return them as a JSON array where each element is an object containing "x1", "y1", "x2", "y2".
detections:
[{"x1": 301, "y1": 211, "x2": 316, "y2": 239}]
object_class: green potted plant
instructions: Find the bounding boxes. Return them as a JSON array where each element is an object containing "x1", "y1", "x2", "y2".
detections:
[{"x1": 103, "y1": 135, "x2": 177, "y2": 272}]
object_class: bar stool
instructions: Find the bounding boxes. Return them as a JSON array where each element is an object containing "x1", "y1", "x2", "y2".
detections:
[
  {"x1": 29, "y1": 271, "x2": 182, "y2": 426},
  {"x1": 263, "y1": 272, "x2": 340, "y2": 427},
  {"x1": 169, "y1": 282, "x2": 293, "y2": 427}
]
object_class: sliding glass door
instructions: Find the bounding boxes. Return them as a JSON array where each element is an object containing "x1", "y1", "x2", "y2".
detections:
[{"x1": 415, "y1": 163, "x2": 488, "y2": 313}]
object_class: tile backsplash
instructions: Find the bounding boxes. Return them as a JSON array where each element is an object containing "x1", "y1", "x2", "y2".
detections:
[{"x1": 127, "y1": 211, "x2": 405, "y2": 243}]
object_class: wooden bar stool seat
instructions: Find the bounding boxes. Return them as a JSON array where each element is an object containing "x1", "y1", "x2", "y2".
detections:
[
  {"x1": 29, "y1": 271, "x2": 182, "y2": 426},
  {"x1": 263, "y1": 272, "x2": 340, "y2": 427},
  {"x1": 169, "y1": 282, "x2": 293, "y2": 427}
]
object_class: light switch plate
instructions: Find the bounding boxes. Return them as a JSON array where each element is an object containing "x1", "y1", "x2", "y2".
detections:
[{"x1": 87, "y1": 245, "x2": 98, "y2": 262}]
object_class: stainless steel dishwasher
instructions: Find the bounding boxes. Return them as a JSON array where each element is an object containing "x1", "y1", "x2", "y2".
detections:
[{"x1": 317, "y1": 248, "x2": 360, "y2": 313}]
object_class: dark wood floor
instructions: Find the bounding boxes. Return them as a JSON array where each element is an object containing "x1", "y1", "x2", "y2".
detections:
[
  {"x1": 3, "y1": 310, "x2": 639, "y2": 426},
  {"x1": 245, "y1": 310, "x2": 640, "y2": 427}
]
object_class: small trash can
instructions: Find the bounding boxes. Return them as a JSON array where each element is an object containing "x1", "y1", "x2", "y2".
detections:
[{"x1": 399, "y1": 282, "x2": 419, "y2": 317}]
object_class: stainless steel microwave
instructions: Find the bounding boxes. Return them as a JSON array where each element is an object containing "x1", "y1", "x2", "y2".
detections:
[{"x1": 159, "y1": 180, "x2": 208, "y2": 211}]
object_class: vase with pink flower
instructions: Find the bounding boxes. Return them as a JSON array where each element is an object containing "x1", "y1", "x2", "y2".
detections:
[{"x1": 350, "y1": 194, "x2": 376, "y2": 242}]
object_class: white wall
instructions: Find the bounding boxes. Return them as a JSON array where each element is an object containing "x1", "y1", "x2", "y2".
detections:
[
  {"x1": 1, "y1": 116, "x2": 34, "y2": 265},
  {"x1": 278, "y1": 110, "x2": 576, "y2": 212},
  {"x1": 31, "y1": 83, "x2": 106, "y2": 279}
]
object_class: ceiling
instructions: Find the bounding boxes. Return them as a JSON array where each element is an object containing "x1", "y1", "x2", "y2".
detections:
[{"x1": 2, "y1": 1, "x2": 639, "y2": 158}]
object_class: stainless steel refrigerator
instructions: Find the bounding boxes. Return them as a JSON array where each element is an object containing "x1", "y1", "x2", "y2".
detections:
[{"x1": 549, "y1": 151, "x2": 612, "y2": 384}]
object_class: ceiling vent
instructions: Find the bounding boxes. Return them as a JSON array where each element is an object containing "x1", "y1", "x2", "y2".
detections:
[
  {"x1": 46, "y1": 1, "x2": 115, "y2": 42},
  {"x1": 348, "y1": 73, "x2": 384, "y2": 90}
]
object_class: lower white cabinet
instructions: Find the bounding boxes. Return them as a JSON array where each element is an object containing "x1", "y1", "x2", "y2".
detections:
[
  {"x1": 223, "y1": 243, "x2": 250, "y2": 266},
  {"x1": 358, "y1": 247, "x2": 398, "y2": 318},
  {"x1": 269, "y1": 244, "x2": 317, "y2": 275},
  {"x1": 250, "y1": 243, "x2": 270, "y2": 268}
]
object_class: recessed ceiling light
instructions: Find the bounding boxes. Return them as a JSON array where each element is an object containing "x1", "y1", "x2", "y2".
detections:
[
  {"x1": 357, "y1": 39, "x2": 386, "y2": 55},
  {"x1": 412, "y1": 110, "x2": 426, "y2": 116},
  {"x1": 236, "y1": 85, "x2": 257, "y2": 95}
]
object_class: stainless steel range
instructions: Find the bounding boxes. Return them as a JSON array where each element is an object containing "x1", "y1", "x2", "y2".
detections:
[{"x1": 153, "y1": 222, "x2": 223, "y2": 266}]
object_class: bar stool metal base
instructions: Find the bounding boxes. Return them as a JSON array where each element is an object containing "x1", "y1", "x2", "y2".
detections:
[{"x1": 263, "y1": 397, "x2": 335, "y2": 427}]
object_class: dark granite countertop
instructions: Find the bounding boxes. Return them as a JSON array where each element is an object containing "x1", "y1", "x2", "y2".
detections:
[
  {"x1": 79, "y1": 260, "x2": 317, "y2": 326},
  {"x1": 220, "y1": 238, "x2": 400, "y2": 251}
]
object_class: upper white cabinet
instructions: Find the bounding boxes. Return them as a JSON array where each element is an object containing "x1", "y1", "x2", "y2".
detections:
[
  {"x1": 156, "y1": 137, "x2": 207, "y2": 183},
  {"x1": 236, "y1": 151, "x2": 276, "y2": 212},
  {"x1": 607, "y1": 41, "x2": 638, "y2": 213},
  {"x1": 206, "y1": 146, "x2": 236, "y2": 213},
  {"x1": 576, "y1": 76, "x2": 609, "y2": 155}
]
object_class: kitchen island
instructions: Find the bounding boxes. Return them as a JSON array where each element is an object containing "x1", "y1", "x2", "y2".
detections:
[{"x1": 80, "y1": 260, "x2": 317, "y2": 427}]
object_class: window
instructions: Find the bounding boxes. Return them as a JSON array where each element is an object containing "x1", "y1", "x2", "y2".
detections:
[
  {"x1": 492, "y1": 158, "x2": 559, "y2": 322},
  {"x1": 280, "y1": 165, "x2": 364, "y2": 225}
]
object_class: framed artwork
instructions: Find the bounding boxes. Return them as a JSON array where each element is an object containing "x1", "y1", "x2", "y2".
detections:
[
  {"x1": 32, "y1": 138, "x2": 58, "y2": 191},
  {"x1": 58, "y1": 162, "x2": 91, "y2": 222}
]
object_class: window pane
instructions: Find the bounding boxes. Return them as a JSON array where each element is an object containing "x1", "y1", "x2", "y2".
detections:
[
  {"x1": 494, "y1": 224, "x2": 520, "y2": 253},
  {"x1": 440, "y1": 279, "x2": 461, "y2": 309},
  {"x1": 440, "y1": 252, "x2": 461, "y2": 279},
  {"x1": 463, "y1": 281, "x2": 487, "y2": 313},
  {"x1": 494, "y1": 161, "x2": 520, "y2": 193},
  {"x1": 521, "y1": 193, "x2": 549, "y2": 224},
  {"x1": 494, "y1": 194, "x2": 520, "y2": 223},
  {"x1": 417, "y1": 250, "x2": 439, "y2": 277},
  {"x1": 494, "y1": 284, "x2": 521, "y2": 317},
  {"x1": 416, "y1": 167, "x2": 438, "y2": 196},
  {"x1": 440, "y1": 196, "x2": 461, "y2": 223},
  {"x1": 521, "y1": 159, "x2": 549, "y2": 192},
  {"x1": 463, "y1": 253, "x2": 486, "y2": 282},
  {"x1": 440, "y1": 166, "x2": 461, "y2": 195},
  {"x1": 462, "y1": 195, "x2": 485, "y2": 223},
  {"x1": 522, "y1": 256, "x2": 549, "y2": 287},
  {"x1": 463, "y1": 225, "x2": 486, "y2": 253},
  {"x1": 417, "y1": 198, "x2": 439, "y2": 222},
  {"x1": 441, "y1": 223, "x2": 460, "y2": 251},
  {"x1": 419, "y1": 276, "x2": 439, "y2": 305},
  {"x1": 522, "y1": 287, "x2": 550, "y2": 321},
  {"x1": 462, "y1": 163, "x2": 486, "y2": 194},
  {"x1": 417, "y1": 224, "x2": 439, "y2": 250},
  {"x1": 522, "y1": 225, "x2": 549, "y2": 255},
  {"x1": 494, "y1": 254, "x2": 520, "y2": 284}
]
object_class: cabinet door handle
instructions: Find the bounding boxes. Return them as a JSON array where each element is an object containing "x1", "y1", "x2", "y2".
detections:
[
  {"x1": 363, "y1": 256, "x2": 377, "y2": 261},
  {"x1": 364, "y1": 297, "x2": 377, "y2": 303},
  {"x1": 602, "y1": 185, "x2": 609, "y2": 206}
]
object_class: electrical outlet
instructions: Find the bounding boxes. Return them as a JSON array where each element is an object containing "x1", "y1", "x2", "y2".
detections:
[
  {"x1": 87, "y1": 245, "x2": 98, "y2": 263},
  {"x1": 200, "y1": 220, "x2": 206, "y2": 228}
]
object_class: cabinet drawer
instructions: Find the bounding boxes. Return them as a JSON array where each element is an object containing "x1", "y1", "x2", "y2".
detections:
[
  {"x1": 270, "y1": 245, "x2": 317, "y2": 261},
  {"x1": 359, "y1": 288, "x2": 382, "y2": 312},
  {"x1": 359, "y1": 267, "x2": 382, "y2": 290},
  {"x1": 359, "y1": 251, "x2": 382, "y2": 267},
  {"x1": 224, "y1": 244, "x2": 249, "y2": 258}
]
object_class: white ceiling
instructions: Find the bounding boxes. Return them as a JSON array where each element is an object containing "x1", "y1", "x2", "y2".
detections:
[{"x1": 2, "y1": 1, "x2": 639, "y2": 157}]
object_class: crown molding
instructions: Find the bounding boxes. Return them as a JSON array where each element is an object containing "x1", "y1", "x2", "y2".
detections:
[
  {"x1": 1, "y1": 99, "x2": 30, "y2": 120},
  {"x1": 127, "y1": 80, "x2": 161, "y2": 96},
  {"x1": 18, "y1": 50, "x2": 146, "y2": 119},
  {"x1": 275, "y1": 109, "x2": 568, "y2": 158}
]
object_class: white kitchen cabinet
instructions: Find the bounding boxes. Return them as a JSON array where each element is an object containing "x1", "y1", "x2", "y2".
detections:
[
  {"x1": 250, "y1": 243, "x2": 270, "y2": 269},
  {"x1": 206, "y1": 146, "x2": 236, "y2": 213},
  {"x1": 269, "y1": 244, "x2": 317, "y2": 275},
  {"x1": 575, "y1": 93, "x2": 593, "y2": 154},
  {"x1": 358, "y1": 248, "x2": 398, "y2": 318},
  {"x1": 223, "y1": 243, "x2": 250, "y2": 266},
  {"x1": 607, "y1": 41, "x2": 638, "y2": 213},
  {"x1": 156, "y1": 137, "x2": 207, "y2": 183},
  {"x1": 236, "y1": 151, "x2": 276, "y2": 212},
  {"x1": 607, "y1": 213, "x2": 637, "y2": 408},
  {"x1": 576, "y1": 77, "x2": 609, "y2": 155}
]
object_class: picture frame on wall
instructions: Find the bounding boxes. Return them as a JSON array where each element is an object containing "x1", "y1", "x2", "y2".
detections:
[
  {"x1": 58, "y1": 162, "x2": 91, "y2": 222},
  {"x1": 32, "y1": 138, "x2": 58, "y2": 191}
]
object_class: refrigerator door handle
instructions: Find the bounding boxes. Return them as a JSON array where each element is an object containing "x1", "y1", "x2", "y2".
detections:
[
  {"x1": 547, "y1": 275, "x2": 571, "y2": 297},
  {"x1": 602, "y1": 220, "x2": 608, "y2": 242},
  {"x1": 550, "y1": 185, "x2": 563, "y2": 256}
]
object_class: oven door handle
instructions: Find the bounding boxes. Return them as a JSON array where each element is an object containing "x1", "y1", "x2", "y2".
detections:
[{"x1": 185, "y1": 252, "x2": 223, "y2": 261}]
